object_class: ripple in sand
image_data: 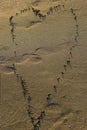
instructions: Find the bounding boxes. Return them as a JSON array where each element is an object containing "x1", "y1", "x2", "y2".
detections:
[
  {"x1": 30, "y1": 56, "x2": 42, "y2": 62},
  {"x1": 2, "y1": 65, "x2": 15, "y2": 74},
  {"x1": 32, "y1": 0, "x2": 40, "y2": 6},
  {"x1": 46, "y1": 102, "x2": 59, "y2": 107},
  {"x1": 48, "y1": 109, "x2": 73, "y2": 130},
  {"x1": 34, "y1": 47, "x2": 54, "y2": 55},
  {"x1": 26, "y1": 20, "x2": 41, "y2": 28}
]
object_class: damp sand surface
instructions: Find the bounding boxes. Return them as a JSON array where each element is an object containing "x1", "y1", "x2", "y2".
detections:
[{"x1": 0, "y1": 0, "x2": 87, "y2": 130}]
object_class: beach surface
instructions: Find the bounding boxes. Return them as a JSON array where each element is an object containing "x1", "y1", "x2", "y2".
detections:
[{"x1": 0, "y1": 0, "x2": 87, "y2": 130}]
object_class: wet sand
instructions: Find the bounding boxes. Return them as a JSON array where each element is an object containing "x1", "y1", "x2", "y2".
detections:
[{"x1": 0, "y1": 0, "x2": 87, "y2": 130}]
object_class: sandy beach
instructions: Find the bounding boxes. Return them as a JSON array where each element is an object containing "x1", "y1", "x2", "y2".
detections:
[{"x1": 0, "y1": 0, "x2": 87, "y2": 130}]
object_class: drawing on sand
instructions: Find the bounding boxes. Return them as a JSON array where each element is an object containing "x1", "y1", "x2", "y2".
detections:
[{"x1": 0, "y1": 0, "x2": 87, "y2": 130}]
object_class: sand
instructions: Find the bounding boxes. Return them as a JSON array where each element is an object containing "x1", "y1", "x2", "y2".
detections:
[{"x1": 0, "y1": 0, "x2": 87, "y2": 130}]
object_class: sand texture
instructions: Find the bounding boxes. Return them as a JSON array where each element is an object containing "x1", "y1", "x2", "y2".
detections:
[{"x1": 0, "y1": 0, "x2": 87, "y2": 130}]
